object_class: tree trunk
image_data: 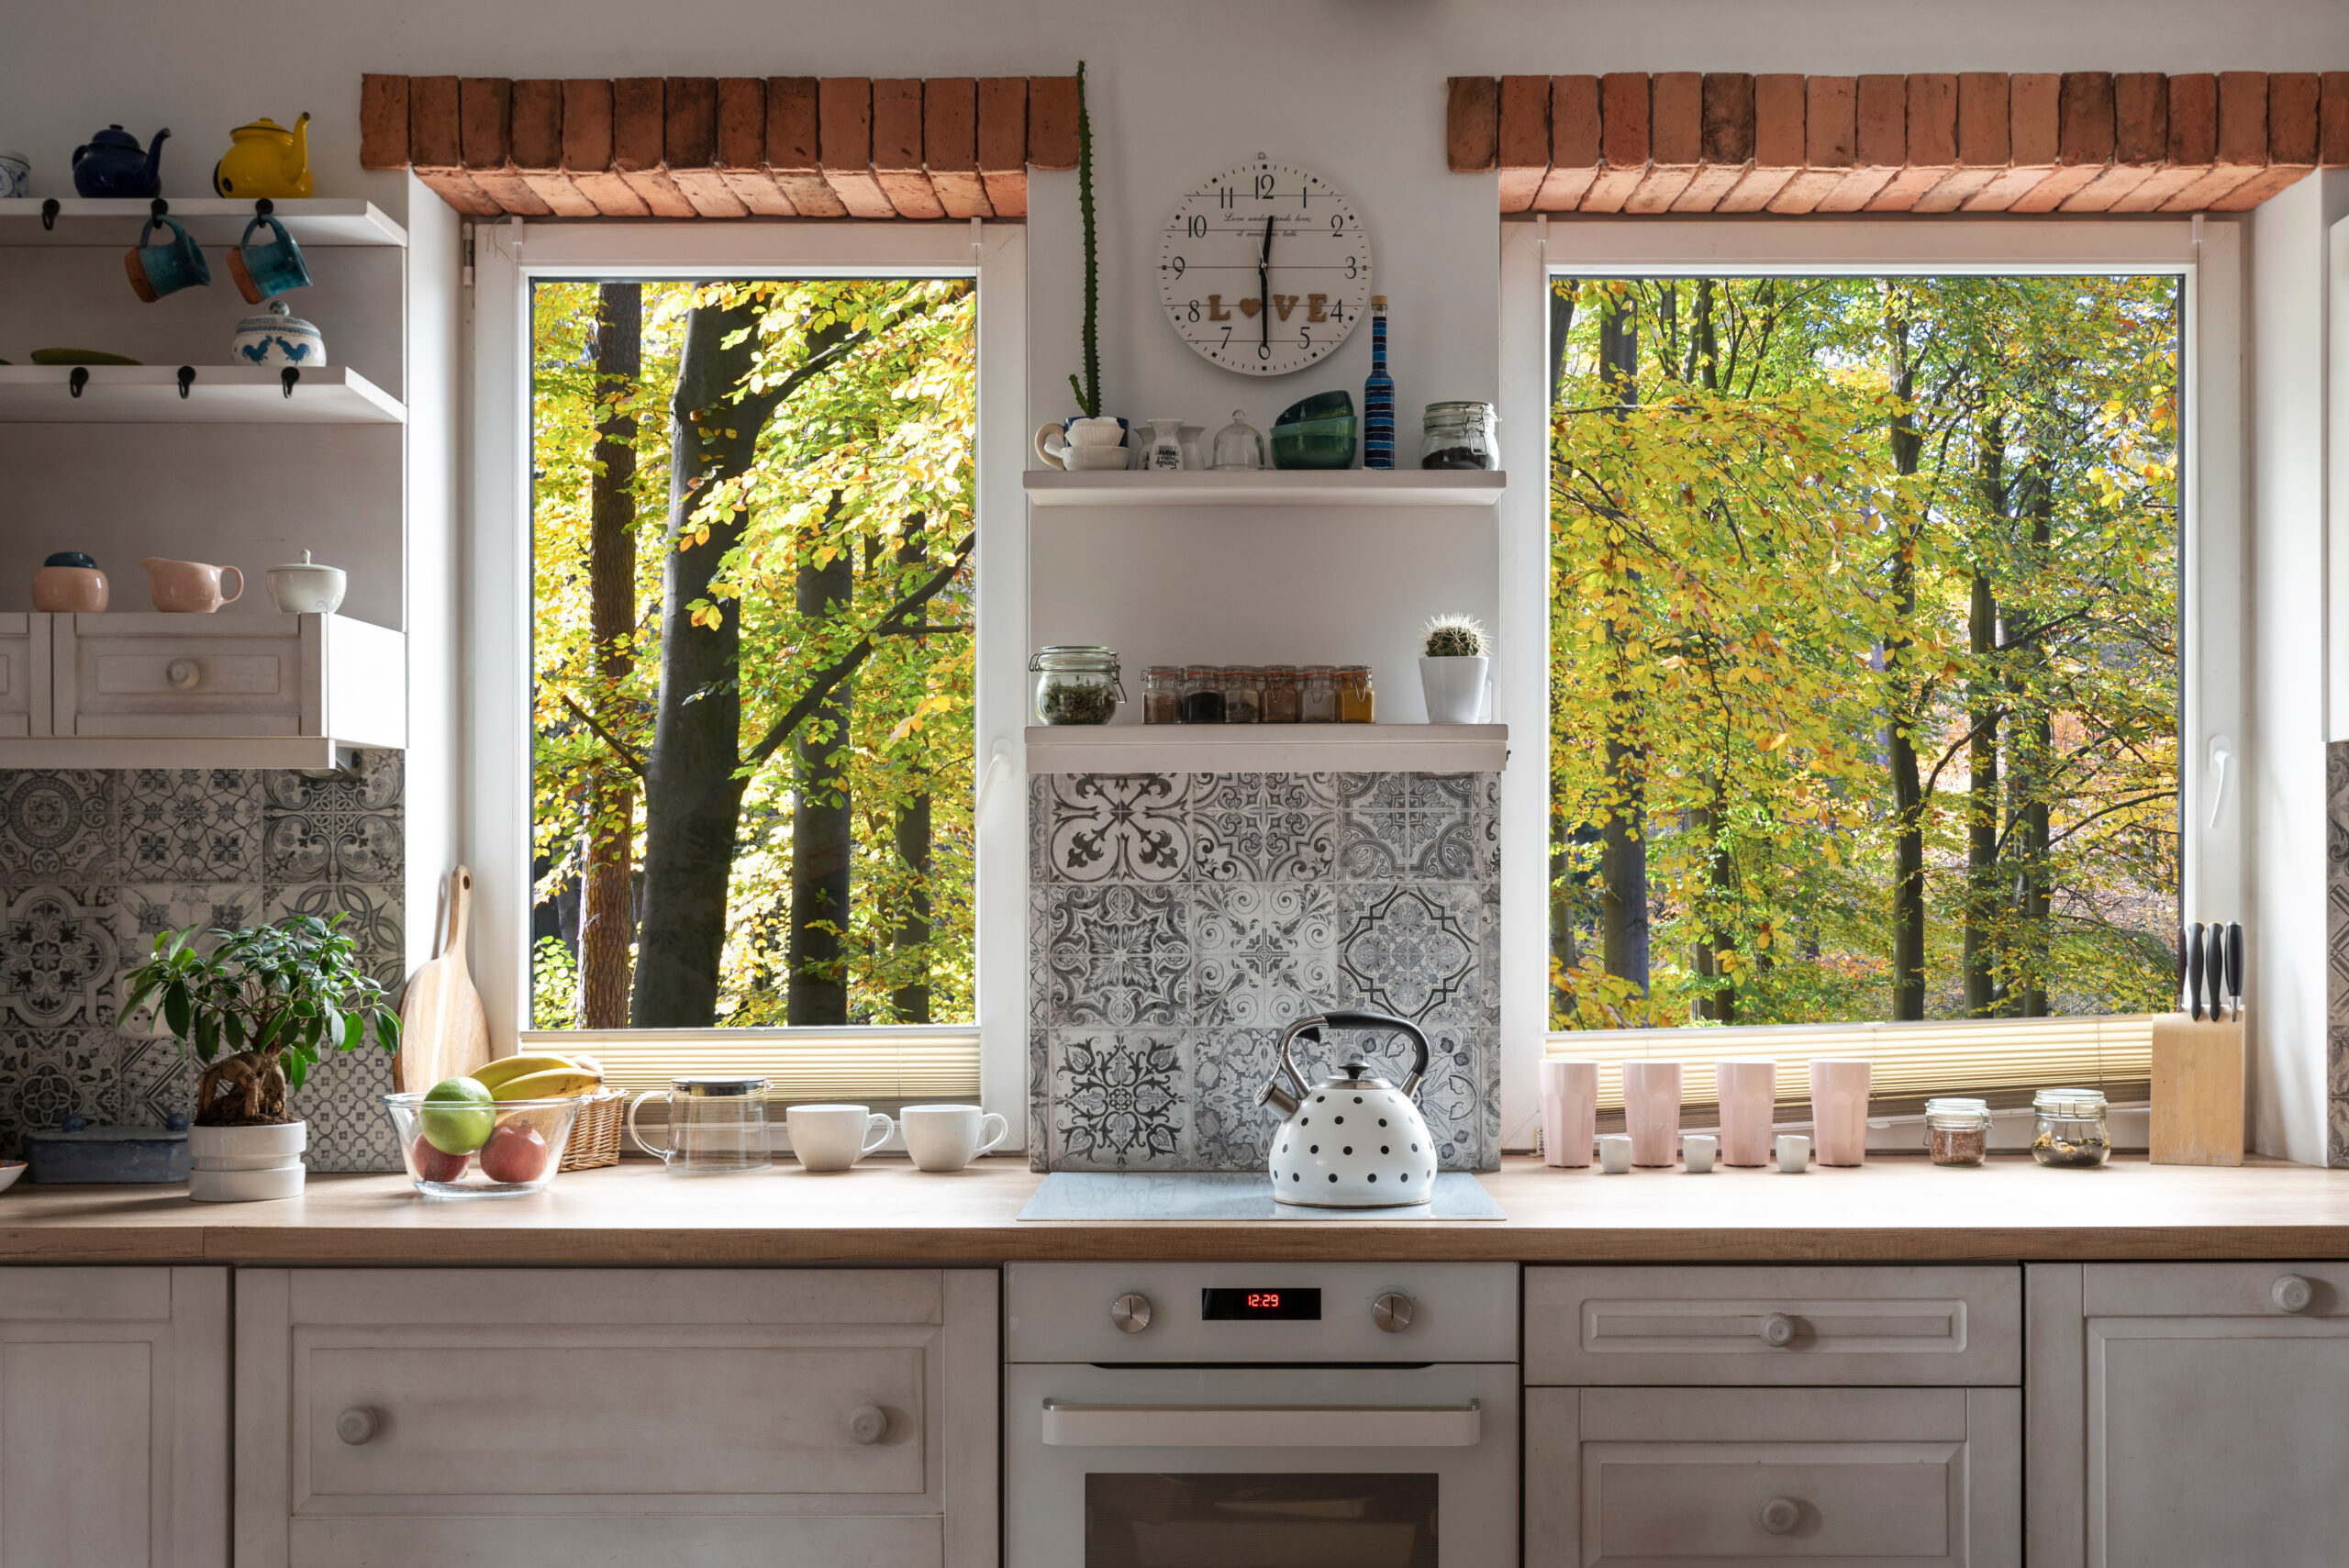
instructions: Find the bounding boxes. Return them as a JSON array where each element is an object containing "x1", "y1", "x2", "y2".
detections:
[
  {"x1": 889, "y1": 531, "x2": 932, "y2": 1025},
  {"x1": 1597, "y1": 296, "x2": 1649, "y2": 992},
  {"x1": 1962, "y1": 417, "x2": 2003, "y2": 1018},
  {"x1": 1547, "y1": 281, "x2": 1579, "y2": 1023},
  {"x1": 1884, "y1": 292, "x2": 1927, "y2": 1022},
  {"x1": 788, "y1": 537, "x2": 855, "y2": 1026},
  {"x1": 2017, "y1": 463, "x2": 2055, "y2": 1018},
  {"x1": 583, "y1": 281, "x2": 640, "y2": 1029}
]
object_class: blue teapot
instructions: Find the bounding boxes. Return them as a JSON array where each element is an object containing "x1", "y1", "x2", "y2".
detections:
[{"x1": 72, "y1": 125, "x2": 169, "y2": 198}]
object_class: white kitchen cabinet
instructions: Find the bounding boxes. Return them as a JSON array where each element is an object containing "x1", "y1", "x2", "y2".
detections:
[
  {"x1": 1527, "y1": 1385, "x2": 2021, "y2": 1567},
  {"x1": 0, "y1": 1267, "x2": 228, "y2": 1568},
  {"x1": 2027, "y1": 1262, "x2": 2349, "y2": 1567},
  {"x1": 0, "y1": 612, "x2": 48, "y2": 737},
  {"x1": 234, "y1": 1267, "x2": 997, "y2": 1568}
]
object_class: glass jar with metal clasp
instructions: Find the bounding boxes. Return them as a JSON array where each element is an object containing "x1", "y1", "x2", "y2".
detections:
[
  {"x1": 1419, "y1": 400, "x2": 1498, "y2": 470},
  {"x1": 2030, "y1": 1088, "x2": 2111, "y2": 1168},
  {"x1": 1029, "y1": 645, "x2": 1124, "y2": 725}
]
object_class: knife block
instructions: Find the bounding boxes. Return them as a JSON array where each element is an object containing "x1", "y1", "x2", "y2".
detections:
[{"x1": 2150, "y1": 1010, "x2": 2245, "y2": 1166}]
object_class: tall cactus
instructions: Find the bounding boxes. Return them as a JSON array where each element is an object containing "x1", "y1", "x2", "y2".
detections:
[{"x1": 1068, "y1": 61, "x2": 1099, "y2": 417}]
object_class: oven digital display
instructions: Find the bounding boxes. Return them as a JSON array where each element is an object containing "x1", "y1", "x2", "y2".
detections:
[{"x1": 1201, "y1": 1287, "x2": 1321, "y2": 1320}]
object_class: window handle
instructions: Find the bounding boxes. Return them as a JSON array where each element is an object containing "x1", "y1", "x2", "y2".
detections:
[
  {"x1": 974, "y1": 739, "x2": 1013, "y2": 817},
  {"x1": 2207, "y1": 736, "x2": 2232, "y2": 831}
]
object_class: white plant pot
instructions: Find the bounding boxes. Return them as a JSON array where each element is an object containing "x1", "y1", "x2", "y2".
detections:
[
  {"x1": 187, "y1": 1120, "x2": 306, "y2": 1203},
  {"x1": 1419, "y1": 655, "x2": 1490, "y2": 724}
]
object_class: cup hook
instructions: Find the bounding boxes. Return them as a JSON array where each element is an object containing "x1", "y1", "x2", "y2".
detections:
[
  {"x1": 177, "y1": 365, "x2": 195, "y2": 400},
  {"x1": 281, "y1": 366, "x2": 299, "y2": 399},
  {"x1": 68, "y1": 366, "x2": 88, "y2": 398}
]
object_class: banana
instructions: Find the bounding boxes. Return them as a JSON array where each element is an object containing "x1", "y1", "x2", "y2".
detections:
[
  {"x1": 475, "y1": 1053, "x2": 596, "y2": 1092},
  {"x1": 489, "y1": 1068, "x2": 602, "y2": 1102}
]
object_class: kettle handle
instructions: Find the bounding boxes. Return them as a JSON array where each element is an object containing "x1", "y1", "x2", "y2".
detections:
[{"x1": 1297, "y1": 1009, "x2": 1431, "y2": 1098}]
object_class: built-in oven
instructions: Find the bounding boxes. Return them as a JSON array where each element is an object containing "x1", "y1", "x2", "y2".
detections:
[{"x1": 1007, "y1": 1262, "x2": 1520, "y2": 1568}]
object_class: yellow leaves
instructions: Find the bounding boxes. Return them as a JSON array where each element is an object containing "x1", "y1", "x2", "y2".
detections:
[{"x1": 1762, "y1": 731, "x2": 1788, "y2": 751}]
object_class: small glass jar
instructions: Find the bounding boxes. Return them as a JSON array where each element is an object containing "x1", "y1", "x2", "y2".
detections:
[
  {"x1": 1209, "y1": 409, "x2": 1266, "y2": 471},
  {"x1": 1298, "y1": 666, "x2": 1338, "y2": 722},
  {"x1": 1336, "y1": 664, "x2": 1376, "y2": 723},
  {"x1": 1141, "y1": 666, "x2": 1183, "y2": 725},
  {"x1": 1924, "y1": 1097, "x2": 1992, "y2": 1167},
  {"x1": 1420, "y1": 400, "x2": 1498, "y2": 470},
  {"x1": 1262, "y1": 665, "x2": 1300, "y2": 723},
  {"x1": 1180, "y1": 664, "x2": 1226, "y2": 724},
  {"x1": 2030, "y1": 1088, "x2": 2111, "y2": 1168},
  {"x1": 1223, "y1": 667, "x2": 1263, "y2": 724},
  {"x1": 1029, "y1": 645, "x2": 1123, "y2": 725}
]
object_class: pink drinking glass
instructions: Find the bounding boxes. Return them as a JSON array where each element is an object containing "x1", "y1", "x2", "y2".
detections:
[
  {"x1": 1540, "y1": 1059, "x2": 1598, "y2": 1168},
  {"x1": 1621, "y1": 1061, "x2": 1683, "y2": 1167},
  {"x1": 1809, "y1": 1057, "x2": 1873, "y2": 1166},
  {"x1": 1717, "y1": 1057, "x2": 1777, "y2": 1167}
]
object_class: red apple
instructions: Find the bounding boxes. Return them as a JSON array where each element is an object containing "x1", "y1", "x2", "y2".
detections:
[
  {"x1": 409, "y1": 1134, "x2": 470, "y2": 1184},
  {"x1": 478, "y1": 1123, "x2": 551, "y2": 1184}
]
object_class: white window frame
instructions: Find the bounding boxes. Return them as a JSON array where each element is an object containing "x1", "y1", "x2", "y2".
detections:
[
  {"x1": 1495, "y1": 216, "x2": 2243, "y2": 1150},
  {"x1": 467, "y1": 219, "x2": 1030, "y2": 1145}
]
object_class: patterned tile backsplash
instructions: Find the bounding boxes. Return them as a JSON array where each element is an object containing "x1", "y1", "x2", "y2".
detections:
[
  {"x1": 2328, "y1": 742, "x2": 2349, "y2": 1167},
  {"x1": 1031, "y1": 772, "x2": 1501, "y2": 1173},
  {"x1": 0, "y1": 753, "x2": 405, "y2": 1172}
]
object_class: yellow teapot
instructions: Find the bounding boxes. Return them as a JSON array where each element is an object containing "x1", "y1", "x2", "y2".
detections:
[{"x1": 213, "y1": 112, "x2": 310, "y2": 199}]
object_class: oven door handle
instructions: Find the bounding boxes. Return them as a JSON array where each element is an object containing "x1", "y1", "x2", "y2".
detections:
[{"x1": 1041, "y1": 1398, "x2": 1482, "y2": 1448}]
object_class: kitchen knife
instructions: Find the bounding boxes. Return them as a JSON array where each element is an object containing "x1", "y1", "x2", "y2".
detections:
[
  {"x1": 2227, "y1": 921, "x2": 2244, "y2": 1020},
  {"x1": 2187, "y1": 922, "x2": 2206, "y2": 1021},
  {"x1": 2176, "y1": 924, "x2": 2189, "y2": 1014},
  {"x1": 2206, "y1": 925, "x2": 2226, "y2": 1022}
]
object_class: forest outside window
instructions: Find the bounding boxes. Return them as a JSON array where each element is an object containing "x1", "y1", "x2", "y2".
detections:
[
  {"x1": 1543, "y1": 272, "x2": 2181, "y2": 1109},
  {"x1": 527, "y1": 276, "x2": 978, "y2": 1096}
]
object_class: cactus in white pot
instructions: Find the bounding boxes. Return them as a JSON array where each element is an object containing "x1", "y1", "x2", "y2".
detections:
[{"x1": 1418, "y1": 613, "x2": 1491, "y2": 724}]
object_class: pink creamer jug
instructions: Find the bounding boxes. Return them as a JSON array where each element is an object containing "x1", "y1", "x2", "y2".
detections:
[{"x1": 142, "y1": 557, "x2": 244, "y2": 613}]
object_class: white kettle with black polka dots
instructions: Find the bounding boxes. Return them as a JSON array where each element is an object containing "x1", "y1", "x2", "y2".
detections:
[{"x1": 1259, "y1": 1010, "x2": 1437, "y2": 1207}]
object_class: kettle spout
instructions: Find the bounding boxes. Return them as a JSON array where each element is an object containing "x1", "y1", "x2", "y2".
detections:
[
  {"x1": 289, "y1": 111, "x2": 310, "y2": 170},
  {"x1": 141, "y1": 127, "x2": 171, "y2": 183},
  {"x1": 1258, "y1": 1080, "x2": 1299, "y2": 1117}
]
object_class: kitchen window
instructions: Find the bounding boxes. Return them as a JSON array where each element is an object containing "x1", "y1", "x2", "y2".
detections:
[
  {"x1": 470, "y1": 222, "x2": 1029, "y2": 1132},
  {"x1": 1492, "y1": 219, "x2": 2240, "y2": 1139}
]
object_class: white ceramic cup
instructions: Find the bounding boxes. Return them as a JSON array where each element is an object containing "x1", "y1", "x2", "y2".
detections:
[
  {"x1": 1539, "y1": 1059, "x2": 1598, "y2": 1168},
  {"x1": 786, "y1": 1104, "x2": 894, "y2": 1173},
  {"x1": 1621, "y1": 1060, "x2": 1683, "y2": 1167},
  {"x1": 1809, "y1": 1057, "x2": 1873, "y2": 1167},
  {"x1": 898, "y1": 1104, "x2": 1010, "y2": 1173},
  {"x1": 264, "y1": 550, "x2": 347, "y2": 615},
  {"x1": 1682, "y1": 1133, "x2": 1718, "y2": 1173},
  {"x1": 1597, "y1": 1133, "x2": 1634, "y2": 1174},
  {"x1": 1776, "y1": 1133, "x2": 1812, "y2": 1173},
  {"x1": 1716, "y1": 1057, "x2": 1777, "y2": 1167}
]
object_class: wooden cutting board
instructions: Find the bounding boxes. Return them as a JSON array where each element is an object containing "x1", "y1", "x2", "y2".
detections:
[{"x1": 394, "y1": 867, "x2": 492, "y2": 1092}]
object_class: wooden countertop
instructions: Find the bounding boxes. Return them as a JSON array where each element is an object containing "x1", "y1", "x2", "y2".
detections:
[{"x1": 7, "y1": 1154, "x2": 2349, "y2": 1265}]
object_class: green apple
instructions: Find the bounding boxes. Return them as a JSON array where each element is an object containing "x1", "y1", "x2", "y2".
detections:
[{"x1": 419, "y1": 1076, "x2": 495, "y2": 1155}]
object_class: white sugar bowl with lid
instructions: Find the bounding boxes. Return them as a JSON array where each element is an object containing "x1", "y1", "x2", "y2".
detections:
[
  {"x1": 1259, "y1": 1009, "x2": 1439, "y2": 1207},
  {"x1": 230, "y1": 299, "x2": 328, "y2": 366},
  {"x1": 265, "y1": 550, "x2": 345, "y2": 614}
]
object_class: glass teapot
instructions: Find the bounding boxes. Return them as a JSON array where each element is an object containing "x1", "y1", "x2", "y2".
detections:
[{"x1": 628, "y1": 1075, "x2": 773, "y2": 1173}]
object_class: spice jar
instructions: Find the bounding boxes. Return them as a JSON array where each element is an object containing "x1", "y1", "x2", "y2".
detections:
[
  {"x1": 1298, "y1": 666, "x2": 1338, "y2": 722},
  {"x1": 1924, "y1": 1097, "x2": 1992, "y2": 1166},
  {"x1": 1180, "y1": 664, "x2": 1227, "y2": 724},
  {"x1": 1029, "y1": 645, "x2": 1124, "y2": 725},
  {"x1": 1420, "y1": 400, "x2": 1498, "y2": 470},
  {"x1": 1223, "y1": 667, "x2": 1263, "y2": 724},
  {"x1": 1262, "y1": 665, "x2": 1300, "y2": 723},
  {"x1": 1336, "y1": 664, "x2": 1376, "y2": 723},
  {"x1": 1141, "y1": 666, "x2": 1183, "y2": 725},
  {"x1": 2030, "y1": 1088, "x2": 2111, "y2": 1168}
]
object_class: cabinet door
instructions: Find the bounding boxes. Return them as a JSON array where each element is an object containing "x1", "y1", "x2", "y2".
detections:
[
  {"x1": 1528, "y1": 1385, "x2": 2019, "y2": 1568},
  {"x1": 2029, "y1": 1262, "x2": 2349, "y2": 1568},
  {"x1": 0, "y1": 1267, "x2": 228, "y2": 1568},
  {"x1": 235, "y1": 1268, "x2": 996, "y2": 1568},
  {"x1": 0, "y1": 613, "x2": 48, "y2": 736}
]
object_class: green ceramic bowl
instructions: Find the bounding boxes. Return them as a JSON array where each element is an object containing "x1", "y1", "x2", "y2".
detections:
[{"x1": 1270, "y1": 415, "x2": 1358, "y2": 470}]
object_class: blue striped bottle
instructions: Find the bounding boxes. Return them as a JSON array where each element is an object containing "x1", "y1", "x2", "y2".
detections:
[{"x1": 1363, "y1": 295, "x2": 1395, "y2": 469}]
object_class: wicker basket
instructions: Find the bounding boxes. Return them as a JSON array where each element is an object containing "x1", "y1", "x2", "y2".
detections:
[{"x1": 561, "y1": 1090, "x2": 628, "y2": 1172}]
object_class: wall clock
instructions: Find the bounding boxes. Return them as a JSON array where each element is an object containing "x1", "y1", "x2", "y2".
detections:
[{"x1": 1157, "y1": 156, "x2": 1371, "y2": 376}]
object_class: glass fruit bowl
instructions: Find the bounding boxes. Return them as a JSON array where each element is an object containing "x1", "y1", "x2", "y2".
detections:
[{"x1": 381, "y1": 1093, "x2": 584, "y2": 1197}]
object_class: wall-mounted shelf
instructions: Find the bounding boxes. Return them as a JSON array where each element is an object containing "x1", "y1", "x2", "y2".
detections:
[
  {"x1": 1023, "y1": 470, "x2": 1506, "y2": 507},
  {"x1": 0, "y1": 365, "x2": 405, "y2": 424},
  {"x1": 1025, "y1": 723, "x2": 1507, "y2": 773},
  {"x1": 0, "y1": 198, "x2": 407, "y2": 248}
]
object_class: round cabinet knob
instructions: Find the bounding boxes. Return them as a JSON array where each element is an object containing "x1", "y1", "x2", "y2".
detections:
[
  {"x1": 1760, "y1": 1312, "x2": 1798, "y2": 1348},
  {"x1": 1758, "y1": 1497, "x2": 1802, "y2": 1536},
  {"x1": 1372, "y1": 1292, "x2": 1416, "y2": 1333},
  {"x1": 1111, "y1": 1293, "x2": 1153, "y2": 1334},
  {"x1": 846, "y1": 1405, "x2": 887, "y2": 1445},
  {"x1": 335, "y1": 1407, "x2": 379, "y2": 1446},
  {"x1": 2271, "y1": 1274, "x2": 2315, "y2": 1314},
  {"x1": 166, "y1": 658, "x2": 200, "y2": 690}
]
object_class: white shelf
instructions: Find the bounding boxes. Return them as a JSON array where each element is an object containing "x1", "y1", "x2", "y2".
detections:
[
  {"x1": 0, "y1": 737, "x2": 373, "y2": 770},
  {"x1": 1025, "y1": 723, "x2": 1508, "y2": 773},
  {"x1": 0, "y1": 198, "x2": 407, "y2": 248},
  {"x1": 1023, "y1": 469, "x2": 1506, "y2": 507},
  {"x1": 0, "y1": 365, "x2": 405, "y2": 424}
]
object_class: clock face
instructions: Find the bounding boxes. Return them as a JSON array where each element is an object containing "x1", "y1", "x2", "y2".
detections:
[{"x1": 1157, "y1": 158, "x2": 1371, "y2": 376}]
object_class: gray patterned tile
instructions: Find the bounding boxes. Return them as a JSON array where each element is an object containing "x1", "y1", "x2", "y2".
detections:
[
  {"x1": 1048, "y1": 1029, "x2": 1188, "y2": 1171},
  {"x1": 0, "y1": 884, "x2": 119, "y2": 1029},
  {"x1": 294, "y1": 1040, "x2": 402, "y2": 1172},
  {"x1": 264, "y1": 882, "x2": 406, "y2": 993},
  {"x1": 117, "y1": 1027, "x2": 196, "y2": 1129},
  {"x1": 1044, "y1": 883, "x2": 1190, "y2": 1027},
  {"x1": 1336, "y1": 883, "x2": 1483, "y2": 1027},
  {"x1": 262, "y1": 750, "x2": 404, "y2": 884},
  {"x1": 2332, "y1": 740, "x2": 2349, "y2": 1166},
  {"x1": 117, "y1": 769, "x2": 262, "y2": 882},
  {"x1": 0, "y1": 1028, "x2": 118, "y2": 1156},
  {"x1": 1194, "y1": 773, "x2": 1337, "y2": 883},
  {"x1": 1190, "y1": 1028, "x2": 1282, "y2": 1169},
  {"x1": 1194, "y1": 881, "x2": 1336, "y2": 1029},
  {"x1": 1041, "y1": 773, "x2": 1189, "y2": 884},
  {"x1": 1028, "y1": 1025, "x2": 1050, "y2": 1173},
  {"x1": 0, "y1": 771, "x2": 116, "y2": 881},
  {"x1": 114, "y1": 883, "x2": 266, "y2": 970},
  {"x1": 1339, "y1": 773, "x2": 1479, "y2": 880}
]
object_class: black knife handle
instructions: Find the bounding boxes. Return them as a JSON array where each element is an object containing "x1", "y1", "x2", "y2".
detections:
[
  {"x1": 2226, "y1": 922, "x2": 2244, "y2": 1019},
  {"x1": 2187, "y1": 923, "x2": 2206, "y2": 1021}
]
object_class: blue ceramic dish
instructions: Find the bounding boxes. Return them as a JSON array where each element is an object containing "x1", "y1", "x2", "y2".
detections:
[{"x1": 1271, "y1": 415, "x2": 1358, "y2": 469}]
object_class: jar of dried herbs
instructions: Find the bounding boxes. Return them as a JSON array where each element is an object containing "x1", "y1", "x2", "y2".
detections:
[
  {"x1": 1924, "y1": 1097, "x2": 1992, "y2": 1166},
  {"x1": 1030, "y1": 646, "x2": 1124, "y2": 725},
  {"x1": 1336, "y1": 665, "x2": 1376, "y2": 723},
  {"x1": 2030, "y1": 1088, "x2": 2111, "y2": 1168},
  {"x1": 1299, "y1": 666, "x2": 1338, "y2": 722},
  {"x1": 1141, "y1": 666, "x2": 1183, "y2": 725},
  {"x1": 1262, "y1": 666, "x2": 1300, "y2": 723},
  {"x1": 1223, "y1": 668, "x2": 1263, "y2": 723},
  {"x1": 1181, "y1": 664, "x2": 1226, "y2": 724}
]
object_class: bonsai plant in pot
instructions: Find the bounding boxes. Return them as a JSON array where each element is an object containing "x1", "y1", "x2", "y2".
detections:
[
  {"x1": 123, "y1": 914, "x2": 399, "y2": 1202},
  {"x1": 1419, "y1": 613, "x2": 1491, "y2": 724}
]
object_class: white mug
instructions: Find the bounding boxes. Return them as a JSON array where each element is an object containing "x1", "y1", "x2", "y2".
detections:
[
  {"x1": 1597, "y1": 1133, "x2": 1634, "y2": 1174},
  {"x1": 786, "y1": 1104, "x2": 894, "y2": 1173},
  {"x1": 898, "y1": 1104, "x2": 1010, "y2": 1173},
  {"x1": 1681, "y1": 1133, "x2": 1718, "y2": 1173},
  {"x1": 1776, "y1": 1133, "x2": 1812, "y2": 1173}
]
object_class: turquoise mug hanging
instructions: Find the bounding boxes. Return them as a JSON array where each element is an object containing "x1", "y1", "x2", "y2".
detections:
[
  {"x1": 124, "y1": 212, "x2": 210, "y2": 302},
  {"x1": 228, "y1": 212, "x2": 309, "y2": 304}
]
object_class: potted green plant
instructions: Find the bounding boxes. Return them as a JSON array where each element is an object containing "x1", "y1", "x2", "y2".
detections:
[
  {"x1": 1419, "y1": 612, "x2": 1491, "y2": 724},
  {"x1": 1035, "y1": 61, "x2": 1130, "y2": 473},
  {"x1": 122, "y1": 914, "x2": 400, "y2": 1202}
]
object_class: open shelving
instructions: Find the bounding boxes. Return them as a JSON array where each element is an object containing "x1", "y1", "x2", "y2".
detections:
[
  {"x1": 1025, "y1": 723, "x2": 1508, "y2": 773},
  {"x1": 1022, "y1": 468, "x2": 1506, "y2": 507},
  {"x1": 0, "y1": 364, "x2": 404, "y2": 424},
  {"x1": 0, "y1": 197, "x2": 407, "y2": 248}
]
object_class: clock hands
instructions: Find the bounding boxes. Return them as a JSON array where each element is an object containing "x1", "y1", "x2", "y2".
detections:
[{"x1": 1259, "y1": 212, "x2": 1275, "y2": 359}]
